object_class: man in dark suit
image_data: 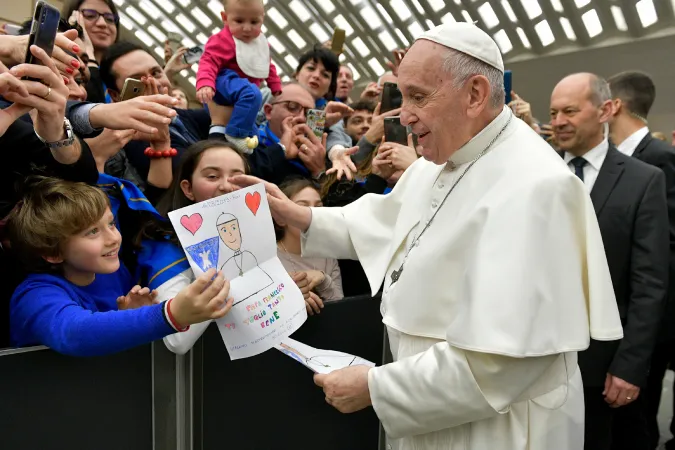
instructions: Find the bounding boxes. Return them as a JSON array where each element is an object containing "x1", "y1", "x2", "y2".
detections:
[
  {"x1": 608, "y1": 71, "x2": 675, "y2": 449},
  {"x1": 550, "y1": 72, "x2": 669, "y2": 450}
]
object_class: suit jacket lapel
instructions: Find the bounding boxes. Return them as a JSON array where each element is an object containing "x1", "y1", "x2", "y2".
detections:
[
  {"x1": 632, "y1": 134, "x2": 651, "y2": 160},
  {"x1": 590, "y1": 147, "x2": 624, "y2": 215}
]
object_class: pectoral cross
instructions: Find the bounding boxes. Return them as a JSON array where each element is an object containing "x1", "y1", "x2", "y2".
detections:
[{"x1": 390, "y1": 266, "x2": 403, "y2": 285}]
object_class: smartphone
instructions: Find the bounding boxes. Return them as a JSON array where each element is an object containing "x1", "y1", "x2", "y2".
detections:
[
  {"x1": 306, "y1": 109, "x2": 326, "y2": 139},
  {"x1": 183, "y1": 45, "x2": 204, "y2": 65},
  {"x1": 167, "y1": 32, "x2": 183, "y2": 54},
  {"x1": 384, "y1": 116, "x2": 408, "y2": 145},
  {"x1": 504, "y1": 70, "x2": 512, "y2": 104},
  {"x1": 2, "y1": 23, "x2": 22, "y2": 36},
  {"x1": 23, "y1": 1, "x2": 60, "y2": 75},
  {"x1": 380, "y1": 82, "x2": 402, "y2": 113},
  {"x1": 331, "y1": 28, "x2": 346, "y2": 54},
  {"x1": 120, "y1": 78, "x2": 145, "y2": 101}
]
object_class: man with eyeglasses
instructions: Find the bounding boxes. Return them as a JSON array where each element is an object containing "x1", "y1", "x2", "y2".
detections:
[{"x1": 256, "y1": 82, "x2": 328, "y2": 183}]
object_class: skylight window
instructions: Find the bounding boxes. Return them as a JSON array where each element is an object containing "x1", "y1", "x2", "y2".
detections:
[
  {"x1": 139, "y1": 0, "x2": 161, "y2": 19},
  {"x1": 411, "y1": 0, "x2": 426, "y2": 15},
  {"x1": 500, "y1": 0, "x2": 517, "y2": 22},
  {"x1": 361, "y1": 7, "x2": 382, "y2": 28},
  {"x1": 375, "y1": 4, "x2": 394, "y2": 23},
  {"x1": 478, "y1": 2, "x2": 500, "y2": 29},
  {"x1": 390, "y1": 0, "x2": 412, "y2": 21},
  {"x1": 461, "y1": 10, "x2": 474, "y2": 23},
  {"x1": 135, "y1": 30, "x2": 154, "y2": 46},
  {"x1": 574, "y1": 0, "x2": 591, "y2": 7},
  {"x1": 207, "y1": 0, "x2": 222, "y2": 18},
  {"x1": 534, "y1": 20, "x2": 554, "y2": 46},
  {"x1": 378, "y1": 30, "x2": 398, "y2": 51},
  {"x1": 408, "y1": 21, "x2": 424, "y2": 39},
  {"x1": 119, "y1": 14, "x2": 134, "y2": 30},
  {"x1": 611, "y1": 6, "x2": 628, "y2": 31},
  {"x1": 368, "y1": 57, "x2": 385, "y2": 76},
  {"x1": 349, "y1": 64, "x2": 360, "y2": 81},
  {"x1": 352, "y1": 37, "x2": 371, "y2": 56},
  {"x1": 516, "y1": 27, "x2": 531, "y2": 48},
  {"x1": 441, "y1": 12, "x2": 456, "y2": 23},
  {"x1": 267, "y1": 8, "x2": 288, "y2": 29},
  {"x1": 287, "y1": 30, "x2": 307, "y2": 49},
  {"x1": 428, "y1": 0, "x2": 445, "y2": 12},
  {"x1": 177, "y1": 0, "x2": 190, "y2": 6},
  {"x1": 284, "y1": 54, "x2": 298, "y2": 69},
  {"x1": 190, "y1": 9, "x2": 212, "y2": 28},
  {"x1": 334, "y1": 15, "x2": 354, "y2": 35},
  {"x1": 493, "y1": 29, "x2": 513, "y2": 53},
  {"x1": 394, "y1": 28, "x2": 409, "y2": 46},
  {"x1": 161, "y1": 20, "x2": 178, "y2": 33},
  {"x1": 521, "y1": 0, "x2": 542, "y2": 20},
  {"x1": 550, "y1": 0, "x2": 564, "y2": 13},
  {"x1": 289, "y1": 0, "x2": 312, "y2": 22},
  {"x1": 188, "y1": 77, "x2": 196, "y2": 86},
  {"x1": 153, "y1": 0, "x2": 174, "y2": 14},
  {"x1": 267, "y1": 35, "x2": 286, "y2": 53},
  {"x1": 636, "y1": 0, "x2": 658, "y2": 28},
  {"x1": 182, "y1": 37, "x2": 195, "y2": 48},
  {"x1": 180, "y1": 70, "x2": 189, "y2": 77},
  {"x1": 581, "y1": 9, "x2": 602, "y2": 38},
  {"x1": 559, "y1": 17, "x2": 576, "y2": 40},
  {"x1": 196, "y1": 33, "x2": 208, "y2": 45},
  {"x1": 113, "y1": 0, "x2": 124, "y2": 6},
  {"x1": 125, "y1": 6, "x2": 146, "y2": 25},
  {"x1": 154, "y1": 46, "x2": 164, "y2": 58},
  {"x1": 309, "y1": 23, "x2": 330, "y2": 43},
  {"x1": 176, "y1": 14, "x2": 196, "y2": 33},
  {"x1": 148, "y1": 25, "x2": 166, "y2": 42},
  {"x1": 316, "y1": 0, "x2": 335, "y2": 14}
]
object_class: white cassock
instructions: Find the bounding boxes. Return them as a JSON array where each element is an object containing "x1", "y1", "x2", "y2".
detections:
[
  {"x1": 220, "y1": 250, "x2": 274, "y2": 304},
  {"x1": 302, "y1": 106, "x2": 623, "y2": 450}
]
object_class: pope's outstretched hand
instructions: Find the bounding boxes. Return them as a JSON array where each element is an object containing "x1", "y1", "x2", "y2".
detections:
[{"x1": 228, "y1": 175, "x2": 313, "y2": 232}]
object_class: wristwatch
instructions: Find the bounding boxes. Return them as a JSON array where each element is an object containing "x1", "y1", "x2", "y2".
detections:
[{"x1": 34, "y1": 118, "x2": 76, "y2": 149}]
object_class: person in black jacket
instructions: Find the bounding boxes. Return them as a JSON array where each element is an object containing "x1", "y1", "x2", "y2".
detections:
[
  {"x1": 608, "y1": 70, "x2": 675, "y2": 450},
  {"x1": 551, "y1": 72, "x2": 669, "y2": 450}
]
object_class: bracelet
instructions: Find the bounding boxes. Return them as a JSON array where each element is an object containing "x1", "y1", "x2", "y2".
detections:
[
  {"x1": 144, "y1": 147, "x2": 178, "y2": 158},
  {"x1": 165, "y1": 298, "x2": 189, "y2": 332}
]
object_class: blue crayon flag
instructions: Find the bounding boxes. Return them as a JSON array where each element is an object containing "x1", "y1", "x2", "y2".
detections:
[{"x1": 185, "y1": 237, "x2": 220, "y2": 273}]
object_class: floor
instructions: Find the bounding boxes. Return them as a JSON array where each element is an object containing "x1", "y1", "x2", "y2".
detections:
[{"x1": 658, "y1": 371, "x2": 674, "y2": 449}]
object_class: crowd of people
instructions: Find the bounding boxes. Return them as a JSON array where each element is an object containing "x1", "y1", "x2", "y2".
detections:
[{"x1": 2, "y1": 0, "x2": 675, "y2": 449}]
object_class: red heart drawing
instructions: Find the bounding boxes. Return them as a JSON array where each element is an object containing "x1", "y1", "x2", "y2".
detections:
[
  {"x1": 180, "y1": 213, "x2": 203, "y2": 235},
  {"x1": 245, "y1": 191, "x2": 261, "y2": 216}
]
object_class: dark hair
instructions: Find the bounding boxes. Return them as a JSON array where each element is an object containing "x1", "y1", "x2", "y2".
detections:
[
  {"x1": 274, "y1": 178, "x2": 319, "y2": 241},
  {"x1": 62, "y1": 0, "x2": 120, "y2": 31},
  {"x1": 100, "y1": 41, "x2": 145, "y2": 92},
  {"x1": 608, "y1": 71, "x2": 656, "y2": 119},
  {"x1": 295, "y1": 45, "x2": 340, "y2": 101},
  {"x1": 344, "y1": 100, "x2": 376, "y2": 125},
  {"x1": 138, "y1": 140, "x2": 249, "y2": 245}
]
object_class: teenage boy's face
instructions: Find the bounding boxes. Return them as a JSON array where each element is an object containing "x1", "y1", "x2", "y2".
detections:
[{"x1": 59, "y1": 208, "x2": 122, "y2": 284}]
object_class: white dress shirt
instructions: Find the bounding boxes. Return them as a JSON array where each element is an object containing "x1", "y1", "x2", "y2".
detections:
[
  {"x1": 616, "y1": 126, "x2": 649, "y2": 157},
  {"x1": 564, "y1": 139, "x2": 609, "y2": 193}
]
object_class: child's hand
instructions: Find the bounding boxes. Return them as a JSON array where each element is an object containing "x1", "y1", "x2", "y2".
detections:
[
  {"x1": 170, "y1": 269, "x2": 234, "y2": 327},
  {"x1": 117, "y1": 285, "x2": 159, "y2": 310},
  {"x1": 196, "y1": 87, "x2": 215, "y2": 104},
  {"x1": 305, "y1": 291, "x2": 324, "y2": 316}
]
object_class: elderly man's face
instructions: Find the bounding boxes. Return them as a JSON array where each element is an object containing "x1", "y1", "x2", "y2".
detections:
[
  {"x1": 398, "y1": 40, "x2": 461, "y2": 164},
  {"x1": 550, "y1": 74, "x2": 610, "y2": 156},
  {"x1": 264, "y1": 84, "x2": 315, "y2": 138},
  {"x1": 110, "y1": 49, "x2": 172, "y2": 100}
]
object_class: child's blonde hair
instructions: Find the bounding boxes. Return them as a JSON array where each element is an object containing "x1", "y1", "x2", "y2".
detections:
[
  {"x1": 223, "y1": 0, "x2": 263, "y2": 11},
  {"x1": 7, "y1": 177, "x2": 110, "y2": 272}
]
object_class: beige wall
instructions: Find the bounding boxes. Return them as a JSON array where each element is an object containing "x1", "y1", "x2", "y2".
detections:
[
  {"x1": 506, "y1": 33, "x2": 675, "y2": 137},
  {"x1": 1, "y1": 0, "x2": 66, "y2": 25}
]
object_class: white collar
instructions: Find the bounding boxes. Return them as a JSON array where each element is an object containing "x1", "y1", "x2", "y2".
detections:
[
  {"x1": 616, "y1": 126, "x2": 649, "y2": 156},
  {"x1": 447, "y1": 106, "x2": 512, "y2": 168},
  {"x1": 564, "y1": 139, "x2": 609, "y2": 171}
]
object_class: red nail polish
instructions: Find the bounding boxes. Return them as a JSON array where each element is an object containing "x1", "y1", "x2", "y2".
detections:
[
  {"x1": 71, "y1": 59, "x2": 80, "y2": 68},
  {"x1": 64, "y1": 76, "x2": 69, "y2": 84},
  {"x1": 72, "y1": 44, "x2": 80, "y2": 53},
  {"x1": 65, "y1": 67, "x2": 74, "y2": 74}
]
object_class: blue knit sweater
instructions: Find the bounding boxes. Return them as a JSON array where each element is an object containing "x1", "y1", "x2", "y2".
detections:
[{"x1": 10, "y1": 266, "x2": 176, "y2": 357}]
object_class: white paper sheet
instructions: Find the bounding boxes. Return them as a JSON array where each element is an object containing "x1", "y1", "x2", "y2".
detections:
[
  {"x1": 168, "y1": 183, "x2": 307, "y2": 359},
  {"x1": 276, "y1": 337, "x2": 376, "y2": 374}
]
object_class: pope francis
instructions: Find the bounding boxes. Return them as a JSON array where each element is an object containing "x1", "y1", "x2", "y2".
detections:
[{"x1": 231, "y1": 22, "x2": 623, "y2": 450}]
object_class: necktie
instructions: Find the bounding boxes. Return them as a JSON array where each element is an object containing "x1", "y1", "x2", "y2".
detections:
[{"x1": 570, "y1": 157, "x2": 587, "y2": 182}]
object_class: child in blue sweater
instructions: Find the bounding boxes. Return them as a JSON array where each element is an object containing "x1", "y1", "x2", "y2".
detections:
[{"x1": 8, "y1": 177, "x2": 234, "y2": 357}]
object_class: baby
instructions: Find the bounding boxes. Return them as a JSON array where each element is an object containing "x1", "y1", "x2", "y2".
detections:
[{"x1": 196, "y1": 0, "x2": 282, "y2": 153}]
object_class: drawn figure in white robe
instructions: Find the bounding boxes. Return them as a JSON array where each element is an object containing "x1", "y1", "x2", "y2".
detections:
[{"x1": 216, "y1": 212, "x2": 273, "y2": 304}]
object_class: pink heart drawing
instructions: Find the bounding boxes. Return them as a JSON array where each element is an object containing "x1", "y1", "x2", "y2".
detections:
[
  {"x1": 180, "y1": 213, "x2": 203, "y2": 235},
  {"x1": 245, "y1": 191, "x2": 261, "y2": 216}
]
